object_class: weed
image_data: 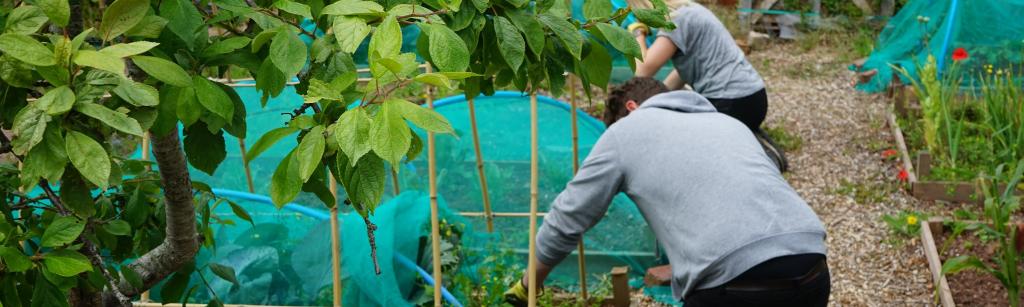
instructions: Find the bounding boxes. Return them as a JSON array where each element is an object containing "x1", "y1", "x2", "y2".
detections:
[
  {"x1": 881, "y1": 210, "x2": 928, "y2": 245},
  {"x1": 763, "y1": 124, "x2": 803, "y2": 152}
]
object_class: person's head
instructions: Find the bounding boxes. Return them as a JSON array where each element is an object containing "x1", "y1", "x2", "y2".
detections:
[{"x1": 604, "y1": 77, "x2": 670, "y2": 126}]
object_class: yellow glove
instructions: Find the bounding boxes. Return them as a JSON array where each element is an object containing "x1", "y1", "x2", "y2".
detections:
[
  {"x1": 627, "y1": 22, "x2": 650, "y2": 36},
  {"x1": 503, "y1": 279, "x2": 529, "y2": 307}
]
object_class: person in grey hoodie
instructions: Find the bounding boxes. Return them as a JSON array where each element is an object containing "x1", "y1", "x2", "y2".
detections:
[{"x1": 505, "y1": 77, "x2": 829, "y2": 306}]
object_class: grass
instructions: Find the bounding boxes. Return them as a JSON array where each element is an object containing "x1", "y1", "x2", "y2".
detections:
[
  {"x1": 833, "y1": 178, "x2": 899, "y2": 204},
  {"x1": 763, "y1": 124, "x2": 803, "y2": 152}
]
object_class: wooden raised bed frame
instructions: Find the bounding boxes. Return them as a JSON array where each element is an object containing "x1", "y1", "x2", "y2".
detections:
[
  {"x1": 920, "y1": 218, "x2": 957, "y2": 307},
  {"x1": 886, "y1": 111, "x2": 983, "y2": 204}
]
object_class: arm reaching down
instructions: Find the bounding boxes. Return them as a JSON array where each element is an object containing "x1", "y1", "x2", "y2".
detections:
[{"x1": 635, "y1": 36, "x2": 677, "y2": 77}]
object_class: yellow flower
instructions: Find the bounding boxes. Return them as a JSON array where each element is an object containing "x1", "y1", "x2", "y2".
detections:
[{"x1": 906, "y1": 215, "x2": 918, "y2": 225}]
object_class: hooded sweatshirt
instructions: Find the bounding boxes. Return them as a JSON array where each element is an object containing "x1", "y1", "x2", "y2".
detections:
[{"x1": 534, "y1": 90, "x2": 826, "y2": 300}]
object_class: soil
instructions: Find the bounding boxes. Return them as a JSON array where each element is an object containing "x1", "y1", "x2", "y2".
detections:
[{"x1": 939, "y1": 228, "x2": 1023, "y2": 306}]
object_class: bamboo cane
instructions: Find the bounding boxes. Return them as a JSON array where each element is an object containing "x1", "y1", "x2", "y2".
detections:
[
  {"x1": 140, "y1": 133, "x2": 151, "y2": 301},
  {"x1": 426, "y1": 64, "x2": 443, "y2": 307},
  {"x1": 238, "y1": 138, "x2": 256, "y2": 193},
  {"x1": 527, "y1": 91, "x2": 540, "y2": 307},
  {"x1": 569, "y1": 75, "x2": 589, "y2": 303},
  {"x1": 329, "y1": 176, "x2": 342, "y2": 307},
  {"x1": 467, "y1": 97, "x2": 495, "y2": 232}
]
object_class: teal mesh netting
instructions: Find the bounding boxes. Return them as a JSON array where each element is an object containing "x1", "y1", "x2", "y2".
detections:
[
  {"x1": 854, "y1": 0, "x2": 1024, "y2": 92},
  {"x1": 143, "y1": 83, "x2": 657, "y2": 306}
]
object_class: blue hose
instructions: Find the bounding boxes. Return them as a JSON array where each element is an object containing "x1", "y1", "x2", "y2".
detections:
[
  {"x1": 936, "y1": 0, "x2": 960, "y2": 76},
  {"x1": 210, "y1": 188, "x2": 464, "y2": 306}
]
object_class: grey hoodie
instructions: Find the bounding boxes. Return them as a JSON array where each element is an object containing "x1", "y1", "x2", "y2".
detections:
[{"x1": 535, "y1": 90, "x2": 826, "y2": 300}]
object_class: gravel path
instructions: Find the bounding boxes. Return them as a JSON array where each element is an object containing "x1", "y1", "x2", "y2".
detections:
[{"x1": 748, "y1": 42, "x2": 942, "y2": 306}]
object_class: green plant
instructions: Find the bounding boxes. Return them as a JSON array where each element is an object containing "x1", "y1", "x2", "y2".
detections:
[
  {"x1": 979, "y1": 68, "x2": 1024, "y2": 173},
  {"x1": 882, "y1": 210, "x2": 927, "y2": 239},
  {"x1": 763, "y1": 125, "x2": 803, "y2": 152},
  {"x1": 0, "y1": 0, "x2": 662, "y2": 304},
  {"x1": 942, "y1": 161, "x2": 1024, "y2": 307}
]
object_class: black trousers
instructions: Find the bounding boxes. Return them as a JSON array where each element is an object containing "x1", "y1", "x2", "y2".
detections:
[
  {"x1": 706, "y1": 88, "x2": 769, "y2": 131},
  {"x1": 684, "y1": 254, "x2": 831, "y2": 307}
]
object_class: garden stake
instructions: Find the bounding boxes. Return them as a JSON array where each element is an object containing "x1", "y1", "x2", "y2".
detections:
[
  {"x1": 468, "y1": 97, "x2": 495, "y2": 232},
  {"x1": 528, "y1": 91, "x2": 540, "y2": 307},
  {"x1": 570, "y1": 74, "x2": 589, "y2": 304},
  {"x1": 426, "y1": 64, "x2": 444, "y2": 307},
  {"x1": 238, "y1": 138, "x2": 255, "y2": 193},
  {"x1": 329, "y1": 176, "x2": 343, "y2": 307}
]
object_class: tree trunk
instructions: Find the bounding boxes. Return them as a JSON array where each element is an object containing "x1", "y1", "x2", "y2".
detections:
[{"x1": 102, "y1": 130, "x2": 199, "y2": 306}]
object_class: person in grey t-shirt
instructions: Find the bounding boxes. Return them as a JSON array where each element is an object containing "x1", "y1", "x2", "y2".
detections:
[
  {"x1": 504, "y1": 78, "x2": 830, "y2": 307},
  {"x1": 630, "y1": 2, "x2": 789, "y2": 172}
]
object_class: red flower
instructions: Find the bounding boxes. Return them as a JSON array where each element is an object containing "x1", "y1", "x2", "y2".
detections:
[
  {"x1": 897, "y1": 168, "x2": 909, "y2": 181},
  {"x1": 881, "y1": 149, "x2": 898, "y2": 159},
  {"x1": 952, "y1": 48, "x2": 968, "y2": 61}
]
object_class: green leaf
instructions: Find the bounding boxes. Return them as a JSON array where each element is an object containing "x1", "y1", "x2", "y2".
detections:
[
  {"x1": 74, "y1": 50, "x2": 125, "y2": 76},
  {"x1": 537, "y1": 14, "x2": 582, "y2": 60},
  {"x1": 11, "y1": 106, "x2": 50, "y2": 155},
  {"x1": 125, "y1": 15, "x2": 169, "y2": 38},
  {"x1": 270, "y1": 30, "x2": 306, "y2": 77},
  {"x1": 208, "y1": 263, "x2": 239, "y2": 285},
  {"x1": 633, "y1": 8, "x2": 674, "y2": 29},
  {"x1": 274, "y1": 0, "x2": 312, "y2": 19},
  {"x1": 184, "y1": 124, "x2": 227, "y2": 175},
  {"x1": 176, "y1": 86, "x2": 201, "y2": 127},
  {"x1": 941, "y1": 255, "x2": 991, "y2": 275},
  {"x1": 438, "y1": 71, "x2": 479, "y2": 79},
  {"x1": 5, "y1": 6, "x2": 48, "y2": 35},
  {"x1": 104, "y1": 220, "x2": 131, "y2": 236},
  {"x1": 160, "y1": 0, "x2": 203, "y2": 50},
  {"x1": 0, "y1": 34, "x2": 57, "y2": 66},
  {"x1": 334, "y1": 151, "x2": 385, "y2": 215},
  {"x1": 332, "y1": 17, "x2": 369, "y2": 54},
  {"x1": 0, "y1": 247, "x2": 31, "y2": 272},
  {"x1": 35, "y1": 86, "x2": 76, "y2": 115},
  {"x1": 193, "y1": 76, "x2": 234, "y2": 121},
  {"x1": 393, "y1": 98, "x2": 453, "y2": 133},
  {"x1": 270, "y1": 150, "x2": 302, "y2": 207},
  {"x1": 112, "y1": 79, "x2": 160, "y2": 107},
  {"x1": 246, "y1": 127, "x2": 298, "y2": 163},
  {"x1": 203, "y1": 37, "x2": 251, "y2": 56},
  {"x1": 296, "y1": 125, "x2": 326, "y2": 182},
  {"x1": 74, "y1": 103, "x2": 145, "y2": 136},
  {"x1": 506, "y1": 10, "x2": 544, "y2": 59},
  {"x1": 159, "y1": 271, "x2": 191, "y2": 304},
  {"x1": 369, "y1": 99, "x2": 411, "y2": 166},
  {"x1": 582, "y1": 40, "x2": 611, "y2": 88},
  {"x1": 370, "y1": 17, "x2": 402, "y2": 59},
  {"x1": 100, "y1": 0, "x2": 150, "y2": 41},
  {"x1": 43, "y1": 250, "x2": 92, "y2": 277},
  {"x1": 21, "y1": 125, "x2": 67, "y2": 187},
  {"x1": 413, "y1": 73, "x2": 453, "y2": 89},
  {"x1": 227, "y1": 200, "x2": 254, "y2": 226},
  {"x1": 60, "y1": 172, "x2": 95, "y2": 217},
  {"x1": 131, "y1": 56, "x2": 192, "y2": 87},
  {"x1": 41, "y1": 216, "x2": 84, "y2": 247},
  {"x1": 100, "y1": 41, "x2": 159, "y2": 57},
  {"x1": 493, "y1": 16, "x2": 526, "y2": 72},
  {"x1": 321, "y1": 0, "x2": 385, "y2": 16},
  {"x1": 583, "y1": 0, "x2": 612, "y2": 20},
  {"x1": 332, "y1": 108, "x2": 372, "y2": 166},
  {"x1": 251, "y1": 28, "x2": 279, "y2": 52},
  {"x1": 65, "y1": 131, "x2": 111, "y2": 189},
  {"x1": 120, "y1": 267, "x2": 143, "y2": 290},
  {"x1": 38, "y1": 0, "x2": 70, "y2": 27},
  {"x1": 595, "y1": 23, "x2": 642, "y2": 59},
  {"x1": 425, "y1": 24, "x2": 469, "y2": 72}
]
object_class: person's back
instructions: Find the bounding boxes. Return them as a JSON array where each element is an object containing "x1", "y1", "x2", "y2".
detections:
[
  {"x1": 606, "y1": 90, "x2": 825, "y2": 299},
  {"x1": 661, "y1": 4, "x2": 763, "y2": 99}
]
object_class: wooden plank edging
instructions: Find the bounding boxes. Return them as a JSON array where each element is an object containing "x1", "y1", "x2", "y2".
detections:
[{"x1": 920, "y1": 219, "x2": 956, "y2": 307}]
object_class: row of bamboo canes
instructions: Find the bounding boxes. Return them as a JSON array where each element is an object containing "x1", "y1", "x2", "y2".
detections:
[{"x1": 135, "y1": 64, "x2": 590, "y2": 307}]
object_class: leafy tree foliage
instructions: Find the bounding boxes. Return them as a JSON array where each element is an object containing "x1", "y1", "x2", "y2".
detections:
[{"x1": 0, "y1": 0, "x2": 670, "y2": 305}]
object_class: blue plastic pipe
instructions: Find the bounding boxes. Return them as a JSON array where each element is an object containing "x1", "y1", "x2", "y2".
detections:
[
  {"x1": 936, "y1": 0, "x2": 960, "y2": 75},
  {"x1": 210, "y1": 188, "x2": 464, "y2": 306}
]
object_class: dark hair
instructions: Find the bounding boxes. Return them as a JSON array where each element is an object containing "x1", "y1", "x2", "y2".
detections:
[{"x1": 604, "y1": 77, "x2": 669, "y2": 126}]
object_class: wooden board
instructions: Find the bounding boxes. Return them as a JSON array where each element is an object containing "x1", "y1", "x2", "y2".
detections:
[{"x1": 920, "y1": 219, "x2": 956, "y2": 307}]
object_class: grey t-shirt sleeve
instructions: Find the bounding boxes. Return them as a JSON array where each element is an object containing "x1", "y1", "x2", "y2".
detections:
[
  {"x1": 534, "y1": 131, "x2": 624, "y2": 267},
  {"x1": 656, "y1": 14, "x2": 691, "y2": 55}
]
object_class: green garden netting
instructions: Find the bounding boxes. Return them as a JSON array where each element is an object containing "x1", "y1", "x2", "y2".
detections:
[
  {"x1": 854, "y1": 0, "x2": 1024, "y2": 93},
  {"x1": 142, "y1": 83, "x2": 658, "y2": 306}
]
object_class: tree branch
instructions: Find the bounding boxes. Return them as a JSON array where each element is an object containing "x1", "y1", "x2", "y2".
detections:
[{"x1": 103, "y1": 130, "x2": 200, "y2": 306}]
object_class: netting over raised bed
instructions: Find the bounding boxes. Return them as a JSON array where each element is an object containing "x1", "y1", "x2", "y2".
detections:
[
  {"x1": 143, "y1": 84, "x2": 657, "y2": 306},
  {"x1": 855, "y1": 0, "x2": 1024, "y2": 92}
]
